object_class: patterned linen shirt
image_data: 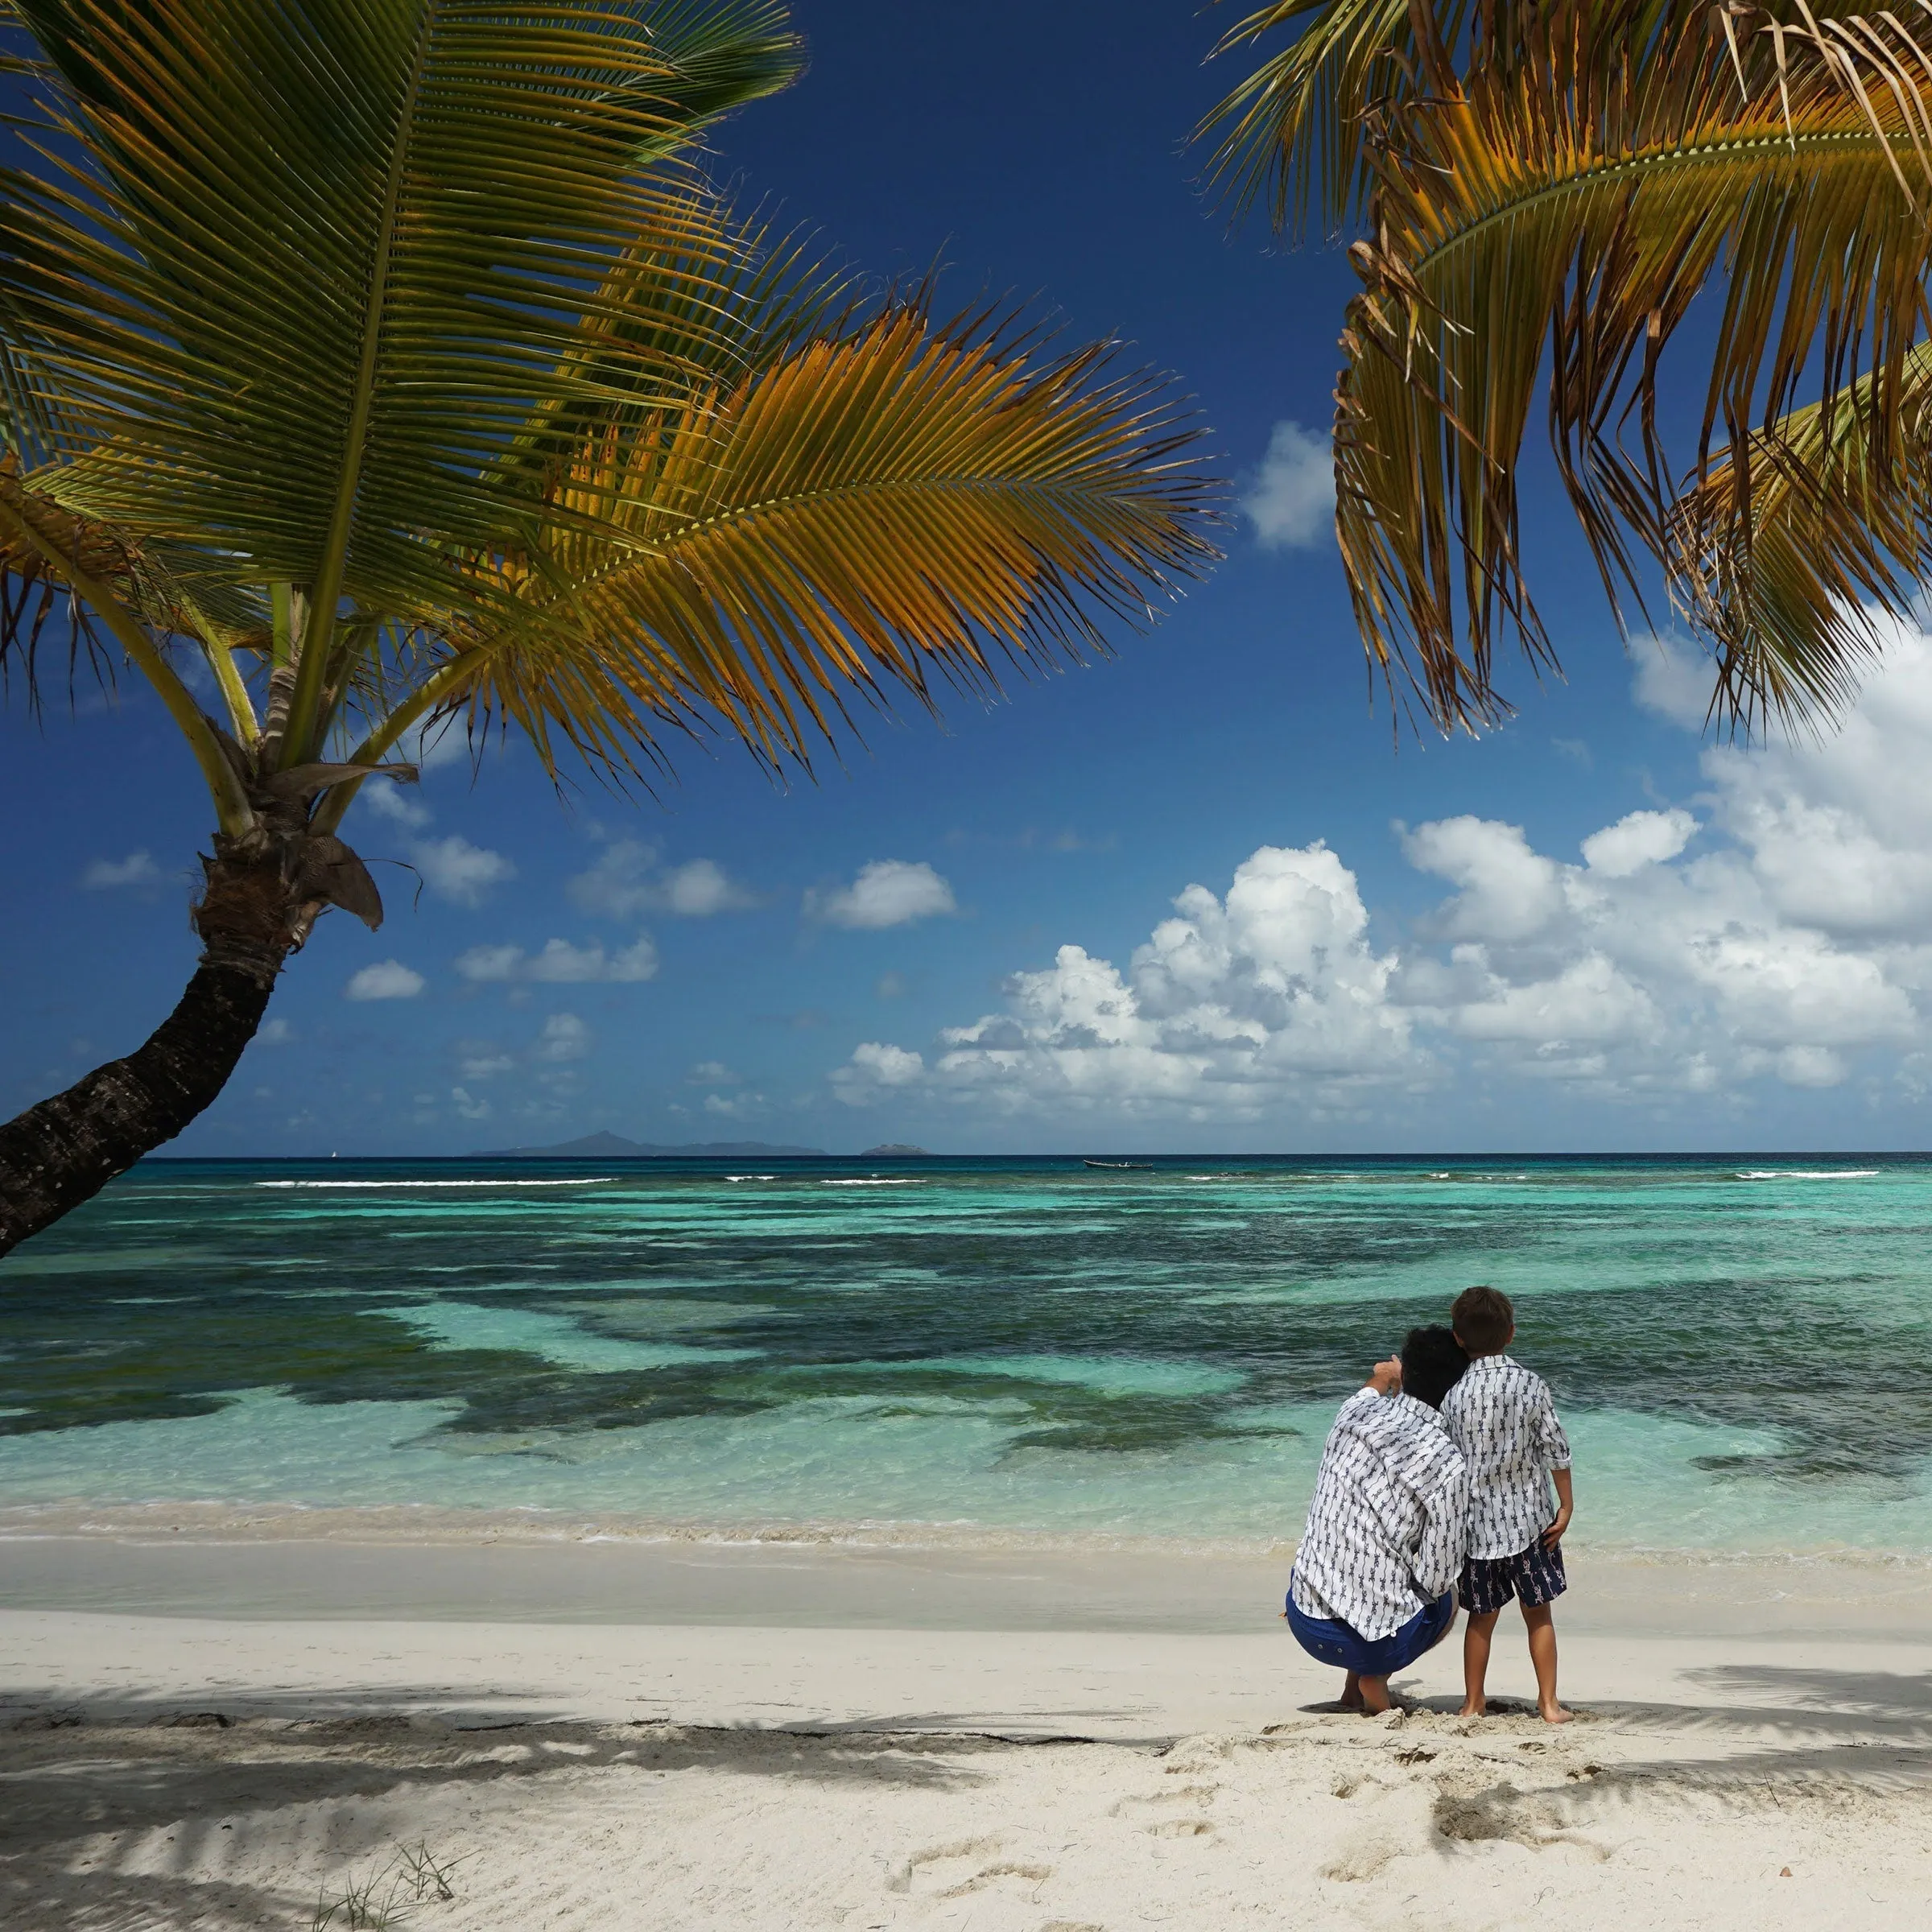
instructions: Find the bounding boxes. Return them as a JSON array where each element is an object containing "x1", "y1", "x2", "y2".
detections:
[
  {"x1": 1439, "y1": 1354, "x2": 1573, "y2": 1561},
  {"x1": 1289, "y1": 1389, "x2": 1471, "y2": 1641}
]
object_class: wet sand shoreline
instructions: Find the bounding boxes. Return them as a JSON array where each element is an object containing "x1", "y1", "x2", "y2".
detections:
[{"x1": 6, "y1": 1524, "x2": 1932, "y2": 1640}]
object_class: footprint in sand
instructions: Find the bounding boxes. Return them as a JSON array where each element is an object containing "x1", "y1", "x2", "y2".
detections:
[
  {"x1": 936, "y1": 1859, "x2": 1055, "y2": 1898},
  {"x1": 1433, "y1": 1779, "x2": 1612, "y2": 1861},
  {"x1": 1109, "y1": 1782, "x2": 1216, "y2": 1818},
  {"x1": 1322, "y1": 1834, "x2": 1402, "y2": 1882},
  {"x1": 884, "y1": 1835, "x2": 1055, "y2": 1901},
  {"x1": 1112, "y1": 1779, "x2": 1220, "y2": 1837}
]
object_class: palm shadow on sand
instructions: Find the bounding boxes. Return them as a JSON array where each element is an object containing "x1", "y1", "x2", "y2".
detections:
[{"x1": 0, "y1": 1695, "x2": 1002, "y2": 1932}]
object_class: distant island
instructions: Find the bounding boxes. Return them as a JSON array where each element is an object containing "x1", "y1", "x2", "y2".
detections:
[
  {"x1": 858, "y1": 1143, "x2": 931, "y2": 1157},
  {"x1": 477, "y1": 1130, "x2": 828, "y2": 1158}
]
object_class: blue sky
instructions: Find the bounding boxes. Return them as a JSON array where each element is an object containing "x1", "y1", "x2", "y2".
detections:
[{"x1": 5, "y1": 0, "x2": 1930, "y2": 1156}]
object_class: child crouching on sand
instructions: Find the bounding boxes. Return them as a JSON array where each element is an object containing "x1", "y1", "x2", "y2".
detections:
[
  {"x1": 1284, "y1": 1327, "x2": 1472, "y2": 1715},
  {"x1": 1439, "y1": 1285, "x2": 1575, "y2": 1724}
]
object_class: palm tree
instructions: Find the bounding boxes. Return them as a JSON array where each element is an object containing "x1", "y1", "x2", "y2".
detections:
[
  {"x1": 1202, "y1": 0, "x2": 1932, "y2": 736},
  {"x1": 0, "y1": 0, "x2": 1216, "y2": 1256}
]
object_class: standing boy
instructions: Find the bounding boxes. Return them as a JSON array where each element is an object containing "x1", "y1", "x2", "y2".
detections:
[{"x1": 1439, "y1": 1285, "x2": 1575, "y2": 1724}]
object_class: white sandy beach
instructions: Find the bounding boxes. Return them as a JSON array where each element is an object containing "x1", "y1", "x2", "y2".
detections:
[{"x1": 6, "y1": 1533, "x2": 1932, "y2": 1928}]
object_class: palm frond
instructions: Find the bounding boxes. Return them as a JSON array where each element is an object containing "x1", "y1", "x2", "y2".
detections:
[
  {"x1": 1332, "y1": 0, "x2": 1932, "y2": 730},
  {"x1": 1200, "y1": 0, "x2": 1450, "y2": 239},
  {"x1": 1198, "y1": 0, "x2": 1729, "y2": 238},
  {"x1": 1665, "y1": 341, "x2": 1932, "y2": 733},
  {"x1": 422, "y1": 295, "x2": 1220, "y2": 783},
  {"x1": 0, "y1": 0, "x2": 798, "y2": 763},
  {"x1": 628, "y1": 0, "x2": 800, "y2": 138},
  {"x1": 0, "y1": 459, "x2": 266, "y2": 655},
  {"x1": 0, "y1": 3, "x2": 1220, "y2": 846}
]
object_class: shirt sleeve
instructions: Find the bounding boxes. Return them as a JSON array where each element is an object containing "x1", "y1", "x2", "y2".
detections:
[
  {"x1": 1535, "y1": 1385, "x2": 1573, "y2": 1470},
  {"x1": 1410, "y1": 1450, "x2": 1470, "y2": 1600}
]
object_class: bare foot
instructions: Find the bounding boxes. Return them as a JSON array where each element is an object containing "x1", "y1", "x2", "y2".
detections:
[
  {"x1": 1339, "y1": 1670, "x2": 1365, "y2": 1711},
  {"x1": 1456, "y1": 1699, "x2": 1486, "y2": 1719},
  {"x1": 1358, "y1": 1676, "x2": 1393, "y2": 1715},
  {"x1": 1540, "y1": 1702, "x2": 1575, "y2": 1725}
]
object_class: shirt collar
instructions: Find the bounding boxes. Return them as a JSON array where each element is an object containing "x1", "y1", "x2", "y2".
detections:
[{"x1": 1344, "y1": 1386, "x2": 1450, "y2": 1437}]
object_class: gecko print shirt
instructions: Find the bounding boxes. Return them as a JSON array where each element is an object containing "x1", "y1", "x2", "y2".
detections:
[
  {"x1": 1439, "y1": 1355, "x2": 1573, "y2": 1561},
  {"x1": 1289, "y1": 1388, "x2": 1471, "y2": 1641}
]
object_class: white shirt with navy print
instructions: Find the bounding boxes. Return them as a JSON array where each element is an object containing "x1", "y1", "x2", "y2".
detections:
[
  {"x1": 1290, "y1": 1388, "x2": 1471, "y2": 1641},
  {"x1": 1439, "y1": 1354, "x2": 1572, "y2": 1561}
]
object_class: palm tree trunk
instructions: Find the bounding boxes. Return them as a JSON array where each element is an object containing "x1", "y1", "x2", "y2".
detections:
[{"x1": 0, "y1": 851, "x2": 297, "y2": 1257}]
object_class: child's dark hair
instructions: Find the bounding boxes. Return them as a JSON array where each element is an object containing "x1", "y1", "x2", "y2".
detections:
[
  {"x1": 1452, "y1": 1285, "x2": 1515, "y2": 1355},
  {"x1": 1400, "y1": 1325, "x2": 1469, "y2": 1410}
]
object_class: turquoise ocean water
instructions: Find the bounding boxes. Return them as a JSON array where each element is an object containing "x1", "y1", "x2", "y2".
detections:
[{"x1": 2, "y1": 1154, "x2": 1929, "y2": 1558}]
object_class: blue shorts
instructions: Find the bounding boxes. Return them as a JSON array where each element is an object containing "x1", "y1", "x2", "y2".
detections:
[
  {"x1": 1284, "y1": 1578, "x2": 1457, "y2": 1677},
  {"x1": 1459, "y1": 1539, "x2": 1567, "y2": 1615}
]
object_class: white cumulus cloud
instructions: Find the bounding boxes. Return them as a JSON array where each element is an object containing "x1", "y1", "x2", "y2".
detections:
[
  {"x1": 659, "y1": 858, "x2": 755, "y2": 915},
  {"x1": 360, "y1": 779, "x2": 432, "y2": 828},
  {"x1": 1403, "y1": 817, "x2": 1567, "y2": 943},
  {"x1": 1699, "y1": 633, "x2": 1932, "y2": 936},
  {"x1": 827, "y1": 625, "x2": 1932, "y2": 1121},
  {"x1": 568, "y1": 840, "x2": 657, "y2": 919},
  {"x1": 1447, "y1": 953, "x2": 1657, "y2": 1044},
  {"x1": 1777, "y1": 1045, "x2": 1847, "y2": 1089},
  {"x1": 1244, "y1": 420, "x2": 1334, "y2": 551},
  {"x1": 345, "y1": 960, "x2": 425, "y2": 1001},
  {"x1": 568, "y1": 840, "x2": 754, "y2": 919},
  {"x1": 535, "y1": 1013, "x2": 590, "y2": 1062},
  {"x1": 402, "y1": 720, "x2": 477, "y2": 773},
  {"x1": 834, "y1": 846, "x2": 1422, "y2": 1118},
  {"x1": 80, "y1": 851, "x2": 162, "y2": 890},
  {"x1": 456, "y1": 935, "x2": 658, "y2": 984},
  {"x1": 832, "y1": 1042, "x2": 927, "y2": 1104},
  {"x1": 703, "y1": 1090, "x2": 769, "y2": 1120},
  {"x1": 808, "y1": 860, "x2": 956, "y2": 930},
  {"x1": 412, "y1": 836, "x2": 516, "y2": 906},
  {"x1": 1629, "y1": 635, "x2": 1719, "y2": 728},
  {"x1": 1581, "y1": 808, "x2": 1697, "y2": 878}
]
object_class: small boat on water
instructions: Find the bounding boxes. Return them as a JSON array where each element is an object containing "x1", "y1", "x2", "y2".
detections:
[{"x1": 1082, "y1": 1158, "x2": 1150, "y2": 1170}]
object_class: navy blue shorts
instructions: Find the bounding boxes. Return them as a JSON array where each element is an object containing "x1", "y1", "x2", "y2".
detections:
[
  {"x1": 1459, "y1": 1538, "x2": 1567, "y2": 1615},
  {"x1": 1284, "y1": 1579, "x2": 1456, "y2": 1678}
]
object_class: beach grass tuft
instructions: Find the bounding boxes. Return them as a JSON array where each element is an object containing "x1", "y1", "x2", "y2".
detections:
[{"x1": 309, "y1": 1843, "x2": 464, "y2": 1930}]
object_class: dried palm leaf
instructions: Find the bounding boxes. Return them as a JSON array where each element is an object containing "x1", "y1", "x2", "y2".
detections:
[{"x1": 1330, "y1": 0, "x2": 1932, "y2": 730}]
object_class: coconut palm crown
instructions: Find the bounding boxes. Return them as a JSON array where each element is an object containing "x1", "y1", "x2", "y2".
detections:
[
  {"x1": 0, "y1": 0, "x2": 1217, "y2": 1254},
  {"x1": 1203, "y1": 0, "x2": 1932, "y2": 738}
]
